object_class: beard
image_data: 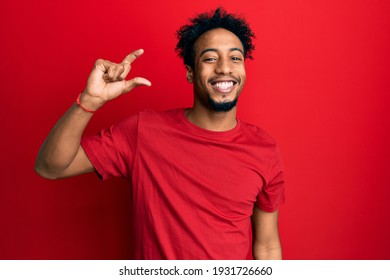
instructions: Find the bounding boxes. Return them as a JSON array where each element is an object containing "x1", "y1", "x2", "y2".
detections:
[{"x1": 207, "y1": 95, "x2": 238, "y2": 112}]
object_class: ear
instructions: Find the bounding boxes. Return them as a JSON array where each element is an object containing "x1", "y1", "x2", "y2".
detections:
[{"x1": 185, "y1": 65, "x2": 193, "y2": 83}]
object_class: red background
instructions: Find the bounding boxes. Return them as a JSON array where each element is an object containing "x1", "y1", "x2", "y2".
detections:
[{"x1": 1, "y1": 0, "x2": 389, "y2": 259}]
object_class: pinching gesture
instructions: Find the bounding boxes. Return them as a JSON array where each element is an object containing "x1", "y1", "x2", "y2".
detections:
[{"x1": 80, "y1": 49, "x2": 151, "y2": 112}]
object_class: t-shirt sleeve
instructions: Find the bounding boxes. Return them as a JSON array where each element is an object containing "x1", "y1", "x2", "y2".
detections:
[
  {"x1": 80, "y1": 114, "x2": 139, "y2": 180},
  {"x1": 256, "y1": 146, "x2": 286, "y2": 212}
]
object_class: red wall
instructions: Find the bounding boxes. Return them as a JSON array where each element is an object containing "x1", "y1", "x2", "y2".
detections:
[{"x1": 1, "y1": 0, "x2": 389, "y2": 259}]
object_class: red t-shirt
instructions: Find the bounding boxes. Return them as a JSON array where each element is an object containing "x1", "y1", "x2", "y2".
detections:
[{"x1": 81, "y1": 108, "x2": 285, "y2": 259}]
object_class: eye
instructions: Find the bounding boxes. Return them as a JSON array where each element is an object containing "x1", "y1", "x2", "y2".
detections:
[
  {"x1": 203, "y1": 57, "x2": 217, "y2": 62},
  {"x1": 231, "y1": 57, "x2": 242, "y2": 62}
]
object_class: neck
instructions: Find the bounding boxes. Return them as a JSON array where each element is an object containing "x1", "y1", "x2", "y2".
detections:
[{"x1": 185, "y1": 105, "x2": 238, "y2": 132}]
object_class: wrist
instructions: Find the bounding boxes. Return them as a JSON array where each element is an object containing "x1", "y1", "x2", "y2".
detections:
[{"x1": 76, "y1": 92, "x2": 105, "y2": 113}]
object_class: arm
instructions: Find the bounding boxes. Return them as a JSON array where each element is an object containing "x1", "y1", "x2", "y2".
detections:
[
  {"x1": 251, "y1": 206, "x2": 282, "y2": 260},
  {"x1": 35, "y1": 49, "x2": 151, "y2": 179}
]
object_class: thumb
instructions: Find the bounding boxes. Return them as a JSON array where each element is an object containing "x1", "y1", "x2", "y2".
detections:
[{"x1": 122, "y1": 77, "x2": 152, "y2": 93}]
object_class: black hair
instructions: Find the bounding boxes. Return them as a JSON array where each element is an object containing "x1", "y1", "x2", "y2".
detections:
[{"x1": 175, "y1": 7, "x2": 255, "y2": 69}]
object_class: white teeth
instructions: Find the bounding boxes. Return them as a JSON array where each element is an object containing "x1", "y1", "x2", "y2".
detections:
[{"x1": 215, "y1": 81, "x2": 234, "y2": 89}]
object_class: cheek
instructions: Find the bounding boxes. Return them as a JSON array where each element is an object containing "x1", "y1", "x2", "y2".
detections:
[{"x1": 240, "y1": 68, "x2": 246, "y2": 83}]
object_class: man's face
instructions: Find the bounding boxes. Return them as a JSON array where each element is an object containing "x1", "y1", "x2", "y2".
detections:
[{"x1": 188, "y1": 28, "x2": 246, "y2": 112}]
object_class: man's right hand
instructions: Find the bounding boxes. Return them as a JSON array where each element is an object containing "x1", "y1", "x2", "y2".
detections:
[{"x1": 80, "y1": 49, "x2": 152, "y2": 111}]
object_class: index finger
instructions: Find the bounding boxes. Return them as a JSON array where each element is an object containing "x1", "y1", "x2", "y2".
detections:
[{"x1": 122, "y1": 49, "x2": 145, "y2": 65}]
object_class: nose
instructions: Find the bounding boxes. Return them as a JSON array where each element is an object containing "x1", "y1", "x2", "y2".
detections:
[{"x1": 215, "y1": 58, "x2": 232, "y2": 74}]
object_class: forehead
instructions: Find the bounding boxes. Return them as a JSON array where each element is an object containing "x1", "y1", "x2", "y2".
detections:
[{"x1": 194, "y1": 28, "x2": 244, "y2": 55}]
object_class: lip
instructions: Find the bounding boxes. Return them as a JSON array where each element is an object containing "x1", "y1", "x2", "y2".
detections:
[
  {"x1": 209, "y1": 76, "x2": 240, "y2": 85},
  {"x1": 209, "y1": 78, "x2": 239, "y2": 94}
]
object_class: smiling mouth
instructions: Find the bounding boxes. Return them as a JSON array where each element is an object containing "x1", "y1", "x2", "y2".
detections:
[{"x1": 209, "y1": 79, "x2": 238, "y2": 93}]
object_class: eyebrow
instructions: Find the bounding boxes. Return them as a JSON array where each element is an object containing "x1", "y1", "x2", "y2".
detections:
[{"x1": 199, "y1": 47, "x2": 244, "y2": 57}]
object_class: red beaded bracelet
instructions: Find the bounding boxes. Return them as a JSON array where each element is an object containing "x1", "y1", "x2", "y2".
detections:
[{"x1": 76, "y1": 93, "x2": 97, "y2": 113}]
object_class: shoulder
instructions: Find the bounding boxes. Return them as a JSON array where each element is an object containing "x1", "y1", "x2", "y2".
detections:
[
  {"x1": 139, "y1": 108, "x2": 183, "y2": 118},
  {"x1": 239, "y1": 119, "x2": 278, "y2": 148},
  {"x1": 109, "y1": 108, "x2": 184, "y2": 133},
  {"x1": 238, "y1": 119, "x2": 283, "y2": 170},
  {"x1": 137, "y1": 108, "x2": 184, "y2": 126}
]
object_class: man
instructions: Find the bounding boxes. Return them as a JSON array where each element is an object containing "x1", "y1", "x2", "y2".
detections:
[{"x1": 35, "y1": 8, "x2": 285, "y2": 260}]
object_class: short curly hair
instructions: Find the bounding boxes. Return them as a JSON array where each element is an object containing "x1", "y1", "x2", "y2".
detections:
[{"x1": 175, "y1": 7, "x2": 255, "y2": 69}]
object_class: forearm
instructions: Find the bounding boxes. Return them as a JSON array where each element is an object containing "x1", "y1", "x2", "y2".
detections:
[
  {"x1": 35, "y1": 102, "x2": 93, "y2": 178},
  {"x1": 253, "y1": 245, "x2": 282, "y2": 260}
]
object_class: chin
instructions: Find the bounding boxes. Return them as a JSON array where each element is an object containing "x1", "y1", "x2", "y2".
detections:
[{"x1": 207, "y1": 96, "x2": 238, "y2": 112}]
